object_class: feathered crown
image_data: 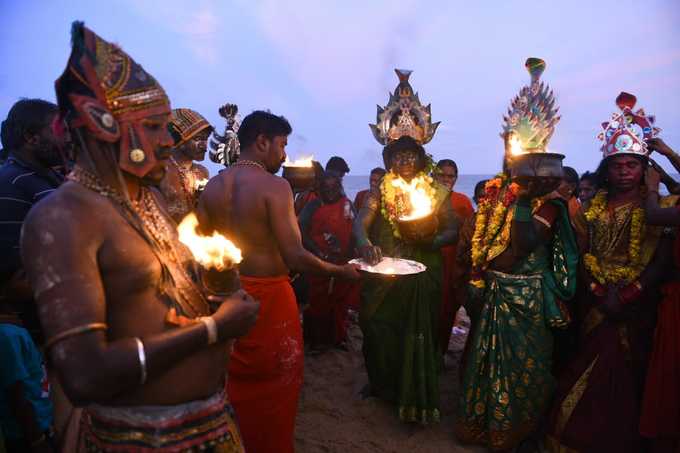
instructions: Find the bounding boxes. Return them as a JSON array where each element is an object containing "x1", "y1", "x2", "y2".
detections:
[
  {"x1": 370, "y1": 69, "x2": 439, "y2": 145},
  {"x1": 597, "y1": 92, "x2": 659, "y2": 159},
  {"x1": 208, "y1": 103, "x2": 240, "y2": 166},
  {"x1": 501, "y1": 58, "x2": 560, "y2": 154}
]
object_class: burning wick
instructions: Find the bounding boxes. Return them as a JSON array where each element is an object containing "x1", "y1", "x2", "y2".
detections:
[
  {"x1": 177, "y1": 213, "x2": 242, "y2": 271},
  {"x1": 391, "y1": 175, "x2": 434, "y2": 220},
  {"x1": 283, "y1": 155, "x2": 314, "y2": 167}
]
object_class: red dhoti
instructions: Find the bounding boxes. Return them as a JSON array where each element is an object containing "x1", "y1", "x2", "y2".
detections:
[
  {"x1": 304, "y1": 275, "x2": 359, "y2": 347},
  {"x1": 228, "y1": 275, "x2": 303, "y2": 453}
]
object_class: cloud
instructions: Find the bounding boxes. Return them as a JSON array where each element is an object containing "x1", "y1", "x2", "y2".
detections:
[
  {"x1": 126, "y1": 0, "x2": 220, "y2": 64},
  {"x1": 240, "y1": 0, "x2": 429, "y2": 105}
]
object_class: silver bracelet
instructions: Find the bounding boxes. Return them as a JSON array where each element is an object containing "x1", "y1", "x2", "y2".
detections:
[
  {"x1": 134, "y1": 337, "x2": 147, "y2": 385},
  {"x1": 199, "y1": 316, "x2": 218, "y2": 345}
]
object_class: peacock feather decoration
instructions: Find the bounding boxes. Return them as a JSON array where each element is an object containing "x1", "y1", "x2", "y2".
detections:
[{"x1": 501, "y1": 58, "x2": 560, "y2": 153}]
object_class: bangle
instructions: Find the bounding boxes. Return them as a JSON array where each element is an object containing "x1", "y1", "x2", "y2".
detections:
[
  {"x1": 44, "y1": 322, "x2": 108, "y2": 350},
  {"x1": 199, "y1": 316, "x2": 218, "y2": 345},
  {"x1": 633, "y1": 280, "x2": 643, "y2": 292},
  {"x1": 29, "y1": 433, "x2": 46, "y2": 448},
  {"x1": 135, "y1": 337, "x2": 147, "y2": 385},
  {"x1": 514, "y1": 203, "x2": 532, "y2": 222}
]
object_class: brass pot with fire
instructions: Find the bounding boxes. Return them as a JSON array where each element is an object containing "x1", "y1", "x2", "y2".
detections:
[
  {"x1": 281, "y1": 155, "x2": 316, "y2": 192},
  {"x1": 178, "y1": 213, "x2": 243, "y2": 307}
]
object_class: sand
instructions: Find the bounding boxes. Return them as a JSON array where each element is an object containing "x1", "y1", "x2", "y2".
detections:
[{"x1": 295, "y1": 310, "x2": 487, "y2": 453}]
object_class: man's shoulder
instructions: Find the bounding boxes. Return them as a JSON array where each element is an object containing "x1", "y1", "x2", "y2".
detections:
[{"x1": 25, "y1": 182, "x2": 111, "y2": 230}]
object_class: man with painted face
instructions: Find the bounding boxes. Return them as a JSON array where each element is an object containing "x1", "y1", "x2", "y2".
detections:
[
  {"x1": 547, "y1": 93, "x2": 676, "y2": 453},
  {"x1": 198, "y1": 110, "x2": 360, "y2": 453},
  {"x1": 353, "y1": 135, "x2": 458, "y2": 423},
  {"x1": 20, "y1": 23, "x2": 257, "y2": 452},
  {"x1": 299, "y1": 171, "x2": 360, "y2": 350},
  {"x1": 160, "y1": 108, "x2": 212, "y2": 222}
]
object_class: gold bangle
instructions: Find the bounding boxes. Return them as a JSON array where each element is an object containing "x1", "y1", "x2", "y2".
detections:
[{"x1": 44, "y1": 323, "x2": 108, "y2": 350}]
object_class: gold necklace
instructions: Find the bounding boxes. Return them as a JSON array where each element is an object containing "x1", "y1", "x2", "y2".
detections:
[{"x1": 233, "y1": 159, "x2": 267, "y2": 172}]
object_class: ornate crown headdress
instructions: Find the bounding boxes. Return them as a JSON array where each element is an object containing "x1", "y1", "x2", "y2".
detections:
[
  {"x1": 55, "y1": 21, "x2": 171, "y2": 177},
  {"x1": 597, "y1": 92, "x2": 659, "y2": 159},
  {"x1": 209, "y1": 103, "x2": 240, "y2": 166},
  {"x1": 169, "y1": 108, "x2": 213, "y2": 147},
  {"x1": 370, "y1": 69, "x2": 439, "y2": 145},
  {"x1": 501, "y1": 58, "x2": 560, "y2": 154}
]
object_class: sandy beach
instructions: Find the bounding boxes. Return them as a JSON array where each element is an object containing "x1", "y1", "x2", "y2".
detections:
[{"x1": 295, "y1": 310, "x2": 486, "y2": 453}]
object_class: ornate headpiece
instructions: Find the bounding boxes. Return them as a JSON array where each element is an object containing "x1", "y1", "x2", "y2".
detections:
[
  {"x1": 597, "y1": 92, "x2": 659, "y2": 159},
  {"x1": 55, "y1": 21, "x2": 171, "y2": 177},
  {"x1": 501, "y1": 58, "x2": 560, "y2": 154},
  {"x1": 370, "y1": 69, "x2": 439, "y2": 145},
  {"x1": 168, "y1": 108, "x2": 213, "y2": 147},
  {"x1": 209, "y1": 103, "x2": 240, "y2": 166}
]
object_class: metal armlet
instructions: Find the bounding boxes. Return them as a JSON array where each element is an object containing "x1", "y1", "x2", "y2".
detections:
[{"x1": 44, "y1": 323, "x2": 108, "y2": 350}]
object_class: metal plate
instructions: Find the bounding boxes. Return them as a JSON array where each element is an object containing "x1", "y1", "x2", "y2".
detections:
[{"x1": 349, "y1": 257, "x2": 427, "y2": 276}]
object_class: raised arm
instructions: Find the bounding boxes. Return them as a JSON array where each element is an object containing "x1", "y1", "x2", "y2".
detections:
[
  {"x1": 268, "y1": 179, "x2": 358, "y2": 278},
  {"x1": 649, "y1": 138, "x2": 680, "y2": 180},
  {"x1": 21, "y1": 198, "x2": 257, "y2": 405},
  {"x1": 645, "y1": 166, "x2": 680, "y2": 226}
]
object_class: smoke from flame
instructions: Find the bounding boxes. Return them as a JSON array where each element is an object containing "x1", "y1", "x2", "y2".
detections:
[
  {"x1": 177, "y1": 213, "x2": 242, "y2": 271},
  {"x1": 391, "y1": 175, "x2": 434, "y2": 220}
]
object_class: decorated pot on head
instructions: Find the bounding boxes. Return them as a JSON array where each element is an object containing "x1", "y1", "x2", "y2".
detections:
[
  {"x1": 282, "y1": 156, "x2": 316, "y2": 192},
  {"x1": 370, "y1": 69, "x2": 443, "y2": 244},
  {"x1": 502, "y1": 58, "x2": 564, "y2": 189}
]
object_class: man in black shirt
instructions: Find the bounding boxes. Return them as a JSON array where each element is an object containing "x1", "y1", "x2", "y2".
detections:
[{"x1": 0, "y1": 99, "x2": 66, "y2": 341}]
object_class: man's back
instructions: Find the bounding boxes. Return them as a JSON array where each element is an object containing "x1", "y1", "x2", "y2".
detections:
[{"x1": 199, "y1": 165, "x2": 292, "y2": 277}]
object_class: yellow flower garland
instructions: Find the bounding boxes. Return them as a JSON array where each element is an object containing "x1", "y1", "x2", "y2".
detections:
[
  {"x1": 470, "y1": 177, "x2": 547, "y2": 289},
  {"x1": 380, "y1": 171, "x2": 437, "y2": 238},
  {"x1": 583, "y1": 190, "x2": 645, "y2": 285}
]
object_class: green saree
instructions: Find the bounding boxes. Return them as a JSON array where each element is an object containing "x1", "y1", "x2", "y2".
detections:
[
  {"x1": 360, "y1": 208, "x2": 444, "y2": 424},
  {"x1": 454, "y1": 200, "x2": 578, "y2": 451}
]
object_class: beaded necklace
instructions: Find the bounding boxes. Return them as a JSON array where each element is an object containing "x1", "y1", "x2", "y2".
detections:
[{"x1": 68, "y1": 166, "x2": 210, "y2": 317}]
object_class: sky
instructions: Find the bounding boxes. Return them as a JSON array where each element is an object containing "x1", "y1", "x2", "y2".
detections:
[{"x1": 1, "y1": 0, "x2": 679, "y2": 176}]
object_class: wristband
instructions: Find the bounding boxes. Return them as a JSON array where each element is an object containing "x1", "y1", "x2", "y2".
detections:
[
  {"x1": 135, "y1": 337, "x2": 147, "y2": 385},
  {"x1": 514, "y1": 203, "x2": 533, "y2": 222},
  {"x1": 199, "y1": 316, "x2": 218, "y2": 345}
]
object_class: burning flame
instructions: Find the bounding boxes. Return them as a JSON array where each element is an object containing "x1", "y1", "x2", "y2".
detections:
[
  {"x1": 508, "y1": 135, "x2": 526, "y2": 155},
  {"x1": 391, "y1": 175, "x2": 434, "y2": 220},
  {"x1": 177, "y1": 213, "x2": 242, "y2": 271},
  {"x1": 283, "y1": 155, "x2": 314, "y2": 167}
]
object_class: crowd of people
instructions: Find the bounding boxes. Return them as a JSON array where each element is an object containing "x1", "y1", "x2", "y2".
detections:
[{"x1": 0, "y1": 22, "x2": 678, "y2": 453}]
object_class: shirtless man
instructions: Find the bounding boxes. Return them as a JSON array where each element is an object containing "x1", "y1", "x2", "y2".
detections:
[
  {"x1": 20, "y1": 23, "x2": 256, "y2": 452},
  {"x1": 160, "y1": 108, "x2": 212, "y2": 222},
  {"x1": 198, "y1": 110, "x2": 359, "y2": 453}
]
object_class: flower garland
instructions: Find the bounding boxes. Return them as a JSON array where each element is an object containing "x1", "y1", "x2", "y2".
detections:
[
  {"x1": 469, "y1": 175, "x2": 520, "y2": 288},
  {"x1": 380, "y1": 171, "x2": 437, "y2": 238},
  {"x1": 583, "y1": 190, "x2": 645, "y2": 285}
]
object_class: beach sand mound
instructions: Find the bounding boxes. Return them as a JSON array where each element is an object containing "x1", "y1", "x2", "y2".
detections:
[{"x1": 295, "y1": 310, "x2": 486, "y2": 453}]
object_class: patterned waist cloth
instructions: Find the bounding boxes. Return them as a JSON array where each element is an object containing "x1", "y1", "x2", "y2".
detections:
[{"x1": 79, "y1": 388, "x2": 244, "y2": 452}]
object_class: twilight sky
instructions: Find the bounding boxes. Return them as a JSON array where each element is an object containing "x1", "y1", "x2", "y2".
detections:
[{"x1": 1, "y1": 0, "x2": 679, "y2": 176}]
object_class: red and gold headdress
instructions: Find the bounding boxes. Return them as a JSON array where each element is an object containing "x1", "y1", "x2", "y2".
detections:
[
  {"x1": 168, "y1": 108, "x2": 213, "y2": 147},
  {"x1": 369, "y1": 69, "x2": 440, "y2": 145},
  {"x1": 597, "y1": 92, "x2": 659, "y2": 159},
  {"x1": 55, "y1": 21, "x2": 171, "y2": 177}
]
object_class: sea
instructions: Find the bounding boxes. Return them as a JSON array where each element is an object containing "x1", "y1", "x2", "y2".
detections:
[{"x1": 343, "y1": 174, "x2": 493, "y2": 206}]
